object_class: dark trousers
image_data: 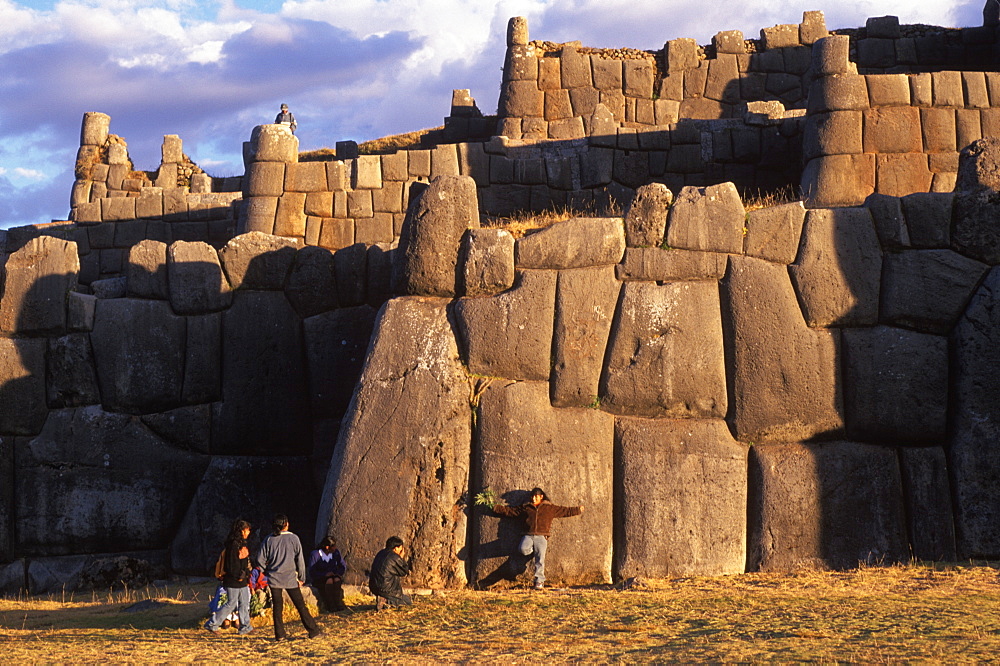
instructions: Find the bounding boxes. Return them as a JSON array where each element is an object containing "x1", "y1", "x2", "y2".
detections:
[
  {"x1": 272, "y1": 586, "x2": 319, "y2": 639},
  {"x1": 318, "y1": 576, "x2": 345, "y2": 611}
]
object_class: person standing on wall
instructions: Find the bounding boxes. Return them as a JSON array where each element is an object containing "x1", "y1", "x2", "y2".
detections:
[
  {"x1": 368, "y1": 536, "x2": 412, "y2": 610},
  {"x1": 493, "y1": 487, "x2": 583, "y2": 590},
  {"x1": 275, "y1": 103, "x2": 297, "y2": 134},
  {"x1": 256, "y1": 514, "x2": 323, "y2": 641},
  {"x1": 204, "y1": 518, "x2": 254, "y2": 635}
]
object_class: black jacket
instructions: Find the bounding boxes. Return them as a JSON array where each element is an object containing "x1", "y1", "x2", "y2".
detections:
[
  {"x1": 369, "y1": 548, "x2": 409, "y2": 597},
  {"x1": 222, "y1": 537, "x2": 251, "y2": 589}
]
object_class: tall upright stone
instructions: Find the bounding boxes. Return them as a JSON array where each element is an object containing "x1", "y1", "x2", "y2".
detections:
[{"x1": 0, "y1": 237, "x2": 79, "y2": 335}]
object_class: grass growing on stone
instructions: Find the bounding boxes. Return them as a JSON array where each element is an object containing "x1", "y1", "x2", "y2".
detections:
[{"x1": 3, "y1": 563, "x2": 1000, "y2": 662}]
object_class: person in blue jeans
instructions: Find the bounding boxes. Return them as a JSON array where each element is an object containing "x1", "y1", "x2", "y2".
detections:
[
  {"x1": 205, "y1": 519, "x2": 254, "y2": 635},
  {"x1": 493, "y1": 487, "x2": 583, "y2": 590}
]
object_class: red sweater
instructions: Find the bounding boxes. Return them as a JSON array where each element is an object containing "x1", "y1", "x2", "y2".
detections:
[{"x1": 493, "y1": 500, "x2": 581, "y2": 536}]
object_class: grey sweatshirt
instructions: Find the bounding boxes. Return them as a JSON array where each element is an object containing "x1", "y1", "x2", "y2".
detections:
[{"x1": 256, "y1": 531, "x2": 307, "y2": 589}]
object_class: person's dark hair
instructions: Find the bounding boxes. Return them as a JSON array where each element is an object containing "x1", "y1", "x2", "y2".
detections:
[
  {"x1": 530, "y1": 487, "x2": 548, "y2": 501},
  {"x1": 272, "y1": 513, "x2": 289, "y2": 536},
  {"x1": 385, "y1": 536, "x2": 404, "y2": 550},
  {"x1": 227, "y1": 519, "x2": 250, "y2": 544},
  {"x1": 319, "y1": 536, "x2": 337, "y2": 550}
]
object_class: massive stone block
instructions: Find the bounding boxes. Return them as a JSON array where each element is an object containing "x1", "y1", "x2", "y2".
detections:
[
  {"x1": 218, "y1": 231, "x2": 301, "y2": 290},
  {"x1": 91, "y1": 299, "x2": 186, "y2": 414},
  {"x1": 127, "y1": 240, "x2": 169, "y2": 300},
  {"x1": 285, "y1": 245, "x2": 339, "y2": 319},
  {"x1": 616, "y1": 248, "x2": 728, "y2": 282},
  {"x1": 213, "y1": 291, "x2": 311, "y2": 454},
  {"x1": 880, "y1": 249, "x2": 988, "y2": 335},
  {"x1": 303, "y1": 304, "x2": 378, "y2": 420},
  {"x1": 842, "y1": 326, "x2": 947, "y2": 445},
  {"x1": 551, "y1": 266, "x2": 619, "y2": 408},
  {"x1": 473, "y1": 381, "x2": 613, "y2": 587},
  {"x1": 602, "y1": 281, "x2": 727, "y2": 419},
  {"x1": 515, "y1": 217, "x2": 625, "y2": 269},
  {"x1": 789, "y1": 208, "x2": 881, "y2": 327},
  {"x1": 454, "y1": 269, "x2": 556, "y2": 381},
  {"x1": 666, "y1": 183, "x2": 745, "y2": 254},
  {"x1": 460, "y1": 228, "x2": 515, "y2": 297},
  {"x1": 316, "y1": 298, "x2": 471, "y2": 588},
  {"x1": 170, "y1": 456, "x2": 318, "y2": 575},
  {"x1": 951, "y1": 267, "x2": 1000, "y2": 558},
  {"x1": 801, "y1": 154, "x2": 875, "y2": 207},
  {"x1": 744, "y1": 201, "x2": 806, "y2": 265},
  {"x1": 864, "y1": 193, "x2": 910, "y2": 250},
  {"x1": 0, "y1": 236, "x2": 79, "y2": 335},
  {"x1": 624, "y1": 183, "x2": 672, "y2": 248},
  {"x1": 46, "y1": 333, "x2": 100, "y2": 409},
  {"x1": 615, "y1": 417, "x2": 746, "y2": 578},
  {"x1": 899, "y1": 447, "x2": 957, "y2": 561},
  {"x1": 15, "y1": 407, "x2": 207, "y2": 555},
  {"x1": 394, "y1": 176, "x2": 480, "y2": 297},
  {"x1": 0, "y1": 339, "x2": 47, "y2": 435},
  {"x1": 182, "y1": 313, "x2": 222, "y2": 405},
  {"x1": 723, "y1": 256, "x2": 843, "y2": 442},
  {"x1": 167, "y1": 241, "x2": 233, "y2": 315},
  {"x1": 748, "y1": 442, "x2": 908, "y2": 571}
]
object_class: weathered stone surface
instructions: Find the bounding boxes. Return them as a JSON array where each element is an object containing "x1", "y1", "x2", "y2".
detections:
[
  {"x1": 246, "y1": 161, "x2": 285, "y2": 197},
  {"x1": 748, "y1": 442, "x2": 907, "y2": 571},
  {"x1": 880, "y1": 249, "x2": 988, "y2": 334},
  {"x1": 460, "y1": 228, "x2": 515, "y2": 297},
  {"x1": 127, "y1": 240, "x2": 169, "y2": 300},
  {"x1": 723, "y1": 256, "x2": 843, "y2": 442},
  {"x1": 81, "y1": 112, "x2": 110, "y2": 146},
  {"x1": 317, "y1": 298, "x2": 470, "y2": 588},
  {"x1": 24, "y1": 550, "x2": 169, "y2": 595},
  {"x1": 952, "y1": 138, "x2": 1000, "y2": 263},
  {"x1": 219, "y1": 232, "x2": 301, "y2": 290},
  {"x1": 624, "y1": 183, "x2": 672, "y2": 248},
  {"x1": 213, "y1": 291, "x2": 310, "y2": 455},
  {"x1": 15, "y1": 406, "x2": 207, "y2": 555},
  {"x1": 842, "y1": 326, "x2": 947, "y2": 445},
  {"x1": 949, "y1": 266, "x2": 1000, "y2": 557},
  {"x1": 807, "y1": 74, "x2": 868, "y2": 113},
  {"x1": 864, "y1": 194, "x2": 910, "y2": 250},
  {"x1": 745, "y1": 201, "x2": 806, "y2": 264},
  {"x1": 285, "y1": 245, "x2": 339, "y2": 318},
  {"x1": 899, "y1": 447, "x2": 957, "y2": 561},
  {"x1": 956, "y1": 136, "x2": 1000, "y2": 192},
  {"x1": 91, "y1": 299, "x2": 185, "y2": 414},
  {"x1": 875, "y1": 153, "x2": 933, "y2": 197},
  {"x1": 394, "y1": 176, "x2": 480, "y2": 297},
  {"x1": 249, "y1": 124, "x2": 298, "y2": 163},
  {"x1": 802, "y1": 154, "x2": 875, "y2": 207},
  {"x1": 803, "y1": 110, "x2": 862, "y2": 160},
  {"x1": 551, "y1": 266, "x2": 619, "y2": 408},
  {"x1": 303, "y1": 305, "x2": 378, "y2": 420},
  {"x1": 515, "y1": 217, "x2": 625, "y2": 269},
  {"x1": 0, "y1": 236, "x2": 79, "y2": 335},
  {"x1": 167, "y1": 241, "x2": 232, "y2": 315},
  {"x1": 615, "y1": 418, "x2": 746, "y2": 578},
  {"x1": 602, "y1": 281, "x2": 726, "y2": 419},
  {"x1": 91, "y1": 277, "x2": 126, "y2": 299},
  {"x1": 811, "y1": 35, "x2": 851, "y2": 75},
  {"x1": 46, "y1": 333, "x2": 100, "y2": 409},
  {"x1": 473, "y1": 381, "x2": 612, "y2": 587},
  {"x1": 140, "y1": 404, "x2": 211, "y2": 454},
  {"x1": 67, "y1": 292, "x2": 96, "y2": 332},
  {"x1": 0, "y1": 436, "x2": 11, "y2": 559},
  {"x1": 0, "y1": 339, "x2": 47, "y2": 435},
  {"x1": 334, "y1": 243, "x2": 368, "y2": 306},
  {"x1": 455, "y1": 269, "x2": 556, "y2": 381},
  {"x1": 666, "y1": 183, "x2": 745, "y2": 254},
  {"x1": 500, "y1": 80, "x2": 544, "y2": 117},
  {"x1": 182, "y1": 313, "x2": 221, "y2": 405},
  {"x1": 789, "y1": 208, "x2": 881, "y2": 327},
  {"x1": 170, "y1": 456, "x2": 318, "y2": 575}
]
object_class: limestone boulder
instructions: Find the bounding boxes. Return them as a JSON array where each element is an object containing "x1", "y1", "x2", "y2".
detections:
[
  {"x1": 170, "y1": 456, "x2": 318, "y2": 575},
  {"x1": 624, "y1": 183, "x2": 672, "y2": 247},
  {"x1": 789, "y1": 208, "x2": 881, "y2": 327},
  {"x1": 46, "y1": 333, "x2": 100, "y2": 409},
  {"x1": 952, "y1": 138, "x2": 1000, "y2": 263},
  {"x1": 213, "y1": 291, "x2": 311, "y2": 455},
  {"x1": 91, "y1": 299, "x2": 185, "y2": 414},
  {"x1": 303, "y1": 305, "x2": 378, "y2": 419},
  {"x1": 219, "y1": 231, "x2": 301, "y2": 290},
  {"x1": 168, "y1": 241, "x2": 233, "y2": 315},
  {"x1": 285, "y1": 246, "x2": 339, "y2": 318},
  {"x1": 722, "y1": 256, "x2": 843, "y2": 442},
  {"x1": 602, "y1": 281, "x2": 727, "y2": 419},
  {"x1": 615, "y1": 417, "x2": 746, "y2": 578},
  {"x1": 0, "y1": 339, "x2": 47, "y2": 435},
  {"x1": 864, "y1": 194, "x2": 910, "y2": 250},
  {"x1": 842, "y1": 326, "x2": 947, "y2": 445},
  {"x1": 616, "y1": 248, "x2": 728, "y2": 281},
  {"x1": 551, "y1": 266, "x2": 620, "y2": 408},
  {"x1": 954, "y1": 135, "x2": 1000, "y2": 192},
  {"x1": 316, "y1": 297, "x2": 471, "y2": 589},
  {"x1": 0, "y1": 236, "x2": 79, "y2": 335},
  {"x1": 454, "y1": 269, "x2": 556, "y2": 381},
  {"x1": 801, "y1": 154, "x2": 875, "y2": 207},
  {"x1": 880, "y1": 249, "x2": 988, "y2": 334},
  {"x1": 748, "y1": 441, "x2": 908, "y2": 571},
  {"x1": 473, "y1": 381, "x2": 613, "y2": 587},
  {"x1": 15, "y1": 406, "x2": 207, "y2": 555},
  {"x1": 901, "y1": 192, "x2": 952, "y2": 249},
  {"x1": 249, "y1": 124, "x2": 298, "y2": 163},
  {"x1": 393, "y1": 176, "x2": 480, "y2": 297},
  {"x1": 744, "y1": 201, "x2": 806, "y2": 264},
  {"x1": 460, "y1": 228, "x2": 515, "y2": 297},
  {"x1": 127, "y1": 240, "x2": 169, "y2": 300},
  {"x1": 950, "y1": 267, "x2": 1000, "y2": 557},
  {"x1": 666, "y1": 183, "x2": 745, "y2": 254},
  {"x1": 899, "y1": 447, "x2": 956, "y2": 561},
  {"x1": 515, "y1": 217, "x2": 625, "y2": 269}
]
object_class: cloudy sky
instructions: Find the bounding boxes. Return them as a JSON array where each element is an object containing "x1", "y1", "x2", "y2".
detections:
[{"x1": 0, "y1": 0, "x2": 983, "y2": 229}]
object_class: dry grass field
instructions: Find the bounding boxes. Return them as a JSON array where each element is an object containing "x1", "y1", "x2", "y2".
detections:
[{"x1": 2, "y1": 562, "x2": 999, "y2": 663}]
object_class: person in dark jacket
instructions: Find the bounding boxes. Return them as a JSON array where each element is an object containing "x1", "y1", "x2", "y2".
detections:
[
  {"x1": 369, "y1": 536, "x2": 411, "y2": 609},
  {"x1": 274, "y1": 103, "x2": 297, "y2": 134},
  {"x1": 204, "y1": 519, "x2": 254, "y2": 635},
  {"x1": 309, "y1": 536, "x2": 347, "y2": 612},
  {"x1": 257, "y1": 514, "x2": 323, "y2": 641},
  {"x1": 493, "y1": 487, "x2": 583, "y2": 590}
]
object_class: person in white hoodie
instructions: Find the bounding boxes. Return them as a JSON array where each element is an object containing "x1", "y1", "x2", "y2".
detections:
[{"x1": 256, "y1": 514, "x2": 323, "y2": 641}]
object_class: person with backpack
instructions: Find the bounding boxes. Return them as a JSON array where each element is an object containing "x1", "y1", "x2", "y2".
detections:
[
  {"x1": 256, "y1": 514, "x2": 323, "y2": 641},
  {"x1": 204, "y1": 519, "x2": 254, "y2": 635}
]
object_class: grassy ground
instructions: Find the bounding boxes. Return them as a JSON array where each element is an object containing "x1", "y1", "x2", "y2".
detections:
[{"x1": 2, "y1": 563, "x2": 999, "y2": 662}]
